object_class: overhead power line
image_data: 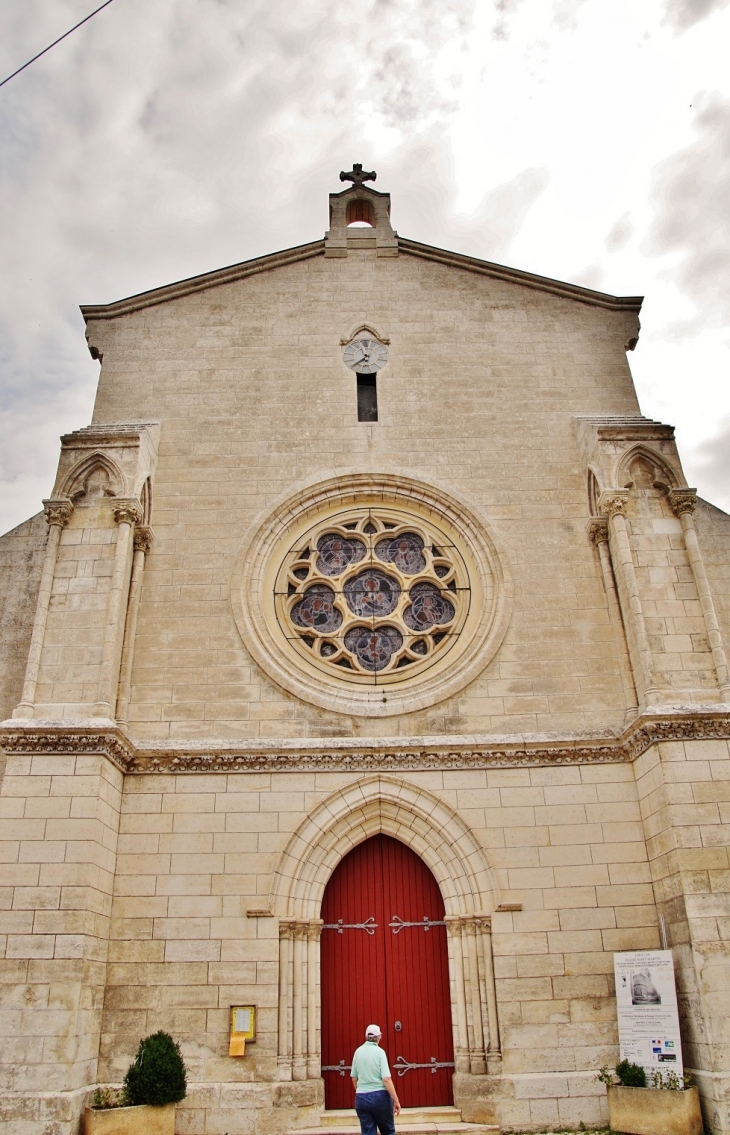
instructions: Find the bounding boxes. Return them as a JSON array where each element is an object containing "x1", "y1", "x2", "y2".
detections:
[{"x1": 0, "y1": 0, "x2": 118, "y2": 90}]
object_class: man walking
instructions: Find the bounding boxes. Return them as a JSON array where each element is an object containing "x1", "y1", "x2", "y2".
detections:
[{"x1": 351, "y1": 1024, "x2": 402, "y2": 1135}]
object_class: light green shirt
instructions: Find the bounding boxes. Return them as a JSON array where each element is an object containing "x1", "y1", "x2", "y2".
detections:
[{"x1": 351, "y1": 1041, "x2": 391, "y2": 1093}]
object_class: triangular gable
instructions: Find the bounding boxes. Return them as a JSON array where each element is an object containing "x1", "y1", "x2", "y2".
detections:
[{"x1": 80, "y1": 235, "x2": 642, "y2": 322}]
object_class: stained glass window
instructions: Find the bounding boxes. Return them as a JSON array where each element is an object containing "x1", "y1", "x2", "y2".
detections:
[
  {"x1": 291, "y1": 585, "x2": 342, "y2": 633},
  {"x1": 316, "y1": 534, "x2": 366, "y2": 576},
  {"x1": 344, "y1": 569, "x2": 400, "y2": 616},
  {"x1": 344, "y1": 626, "x2": 403, "y2": 671},
  {"x1": 277, "y1": 508, "x2": 468, "y2": 683},
  {"x1": 375, "y1": 532, "x2": 426, "y2": 574},
  {"x1": 404, "y1": 582, "x2": 455, "y2": 630}
]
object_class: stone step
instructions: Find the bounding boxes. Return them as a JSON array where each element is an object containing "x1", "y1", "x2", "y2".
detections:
[
  {"x1": 319, "y1": 1106, "x2": 462, "y2": 1128},
  {"x1": 293, "y1": 1105, "x2": 499, "y2": 1135}
]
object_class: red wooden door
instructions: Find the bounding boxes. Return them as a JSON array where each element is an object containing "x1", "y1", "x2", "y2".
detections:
[{"x1": 321, "y1": 835, "x2": 454, "y2": 1109}]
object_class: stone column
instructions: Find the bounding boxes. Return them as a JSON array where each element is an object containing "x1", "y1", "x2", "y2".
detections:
[
  {"x1": 588, "y1": 517, "x2": 639, "y2": 719},
  {"x1": 462, "y1": 917, "x2": 487, "y2": 1074},
  {"x1": 669, "y1": 489, "x2": 730, "y2": 700},
  {"x1": 599, "y1": 490, "x2": 659, "y2": 707},
  {"x1": 13, "y1": 498, "x2": 73, "y2": 719},
  {"x1": 277, "y1": 920, "x2": 295, "y2": 1080},
  {"x1": 93, "y1": 500, "x2": 142, "y2": 719},
  {"x1": 475, "y1": 916, "x2": 500, "y2": 1066},
  {"x1": 445, "y1": 917, "x2": 470, "y2": 1073},
  {"x1": 115, "y1": 526, "x2": 153, "y2": 725},
  {"x1": 306, "y1": 919, "x2": 323, "y2": 1079},
  {"x1": 292, "y1": 921, "x2": 308, "y2": 1081}
]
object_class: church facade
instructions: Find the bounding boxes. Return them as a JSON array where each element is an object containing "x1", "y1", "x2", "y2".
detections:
[{"x1": 1, "y1": 170, "x2": 730, "y2": 1135}]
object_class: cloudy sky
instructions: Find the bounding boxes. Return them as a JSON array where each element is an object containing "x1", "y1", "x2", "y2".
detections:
[{"x1": 1, "y1": 0, "x2": 729, "y2": 535}]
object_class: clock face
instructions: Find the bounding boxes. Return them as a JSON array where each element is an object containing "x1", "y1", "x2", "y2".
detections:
[{"x1": 342, "y1": 337, "x2": 389, "y2": 373}]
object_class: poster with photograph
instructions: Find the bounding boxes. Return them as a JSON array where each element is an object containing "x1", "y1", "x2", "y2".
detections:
[{"x1": 613, "y1": 950, "x2": 683, "y2": 1077}]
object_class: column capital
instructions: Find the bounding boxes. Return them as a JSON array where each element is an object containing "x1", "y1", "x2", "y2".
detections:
[
  {"x1": 586, "y1": 517, "x2": 609, "y2": 545},
  {"x1": 113, "y1": 498, "x2": 143, "y2": 526},
  {"x1": 133, "y1": 525, "x2": 154, "y2": 553},
  {"x1": 279, "y1": 918, "x2": 297, "y2": 939},
  {"x1": 42, "y1": 497, "x2": 74, "y2": 528},
  {"x1": 669, "y1": 488, "x2": 698, "y2": 517},
  {"x1": 444, "y1": 915, "x2": 464, "y2": 937},
  {"x1": 306, "y1": 919, "x2": 324, "y2": 941},
  {"x1": 598, "y1": 489, "x2": 630, "y2": 518}
]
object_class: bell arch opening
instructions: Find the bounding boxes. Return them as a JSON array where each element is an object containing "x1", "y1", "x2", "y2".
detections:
[{"x1": 346, "y1": 198, "x2": 376, "y2": 227}]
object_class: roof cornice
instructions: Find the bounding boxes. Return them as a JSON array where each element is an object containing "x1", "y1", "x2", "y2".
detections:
[
  {"x1": 80, "y1": 239, "x2": 325, "y2": 320},
  {"x1": 80, "y1": 234, "x2": 643, "y2": 322},
  {"x1": 399, "y1": 238, "x2": 643, "y2": 312}
]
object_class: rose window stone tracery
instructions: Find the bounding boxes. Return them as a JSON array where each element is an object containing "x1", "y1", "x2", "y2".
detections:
[{"x1": 275, "y1": 507, "x2": 470, "y2": 685}]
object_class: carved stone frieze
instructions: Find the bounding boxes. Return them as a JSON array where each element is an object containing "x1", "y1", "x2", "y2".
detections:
[
  {"x1": 0, "y1": 727, "x2": 134, "y2": 773},
  {"x1": 1, "y1": 711, "x2": 728, "y2": 774}
]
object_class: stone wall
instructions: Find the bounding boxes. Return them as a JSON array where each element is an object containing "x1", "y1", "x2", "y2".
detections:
[
  {"x1": 0, "y1": 513, "x2": 46, "y2": 726},
  {"x1": 97, "y1": 760, "x2": 656, "y2": 1133},
  {"x1": 84, "y1": 250, "x2": 641, "y2": 741}
]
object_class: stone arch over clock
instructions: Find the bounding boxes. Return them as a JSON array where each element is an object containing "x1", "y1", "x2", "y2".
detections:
[{"x1": 271, "y1": 776, "x2": 502, "y2": 1102}]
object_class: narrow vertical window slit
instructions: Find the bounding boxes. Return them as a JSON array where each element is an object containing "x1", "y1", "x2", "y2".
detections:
[{"x1": 357, "y1": 373, "x2": 378, "y2": 422}]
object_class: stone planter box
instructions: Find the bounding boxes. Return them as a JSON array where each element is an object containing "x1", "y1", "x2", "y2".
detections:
[
  {"x1": 84, "y1": 1102, "x2": 176, "y2": 1135},
  {"x1": 606, "y1": 1084, "x2": 703, "y2": 1135}
]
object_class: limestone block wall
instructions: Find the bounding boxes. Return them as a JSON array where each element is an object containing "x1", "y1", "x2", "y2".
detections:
[
  {"x1": 32, "y1": 501, "x2": 120, "y2": 718},
  {"x1": 634, "y1": 736, "x2": 730, "y2": 1134},
  {"x1": 626, "y1": 489, "x2": 716, "y2": 700},
  {"x1": 93, "y1": 762, "x2": 660, "y2": 1134},
  {"x1": 0, "y1": 749, "x2": 123, "y2": 1130},
  {"x1": 82, "y1": 250, "x2": 645, "y2": 741},
  {"x1": 0, "y1": 513, "x2": 46, "y2": 725},
  {"x1": 697, "y1": 500, "x2": 730, "y2": 656}
]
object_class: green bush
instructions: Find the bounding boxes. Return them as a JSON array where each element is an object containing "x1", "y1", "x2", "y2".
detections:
[
  {"x1": 615, "y1": 1059, "x2": 647, "y2": 1088},
  {"x1": 123, "y1": 1031, "x2": 187, "y2": 1107}
]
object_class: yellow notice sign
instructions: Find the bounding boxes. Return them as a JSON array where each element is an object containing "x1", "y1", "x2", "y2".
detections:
[{"x1": 229, "y1": 1005, "x2": 256, "y2": 1057}]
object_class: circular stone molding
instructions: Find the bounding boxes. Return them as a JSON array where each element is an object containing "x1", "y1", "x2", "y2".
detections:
[{"x1": 231, "y1": 473, "x2": 512, "y2": 717}]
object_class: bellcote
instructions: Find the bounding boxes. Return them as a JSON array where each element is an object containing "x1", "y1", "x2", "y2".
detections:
[{"x1": 325, "y1": 164, "x2": 398, "y2": 258}]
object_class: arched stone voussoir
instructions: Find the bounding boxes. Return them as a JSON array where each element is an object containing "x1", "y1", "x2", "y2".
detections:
[{"x1": 270, "y1": 774, "x2": 499, "y2": 919}]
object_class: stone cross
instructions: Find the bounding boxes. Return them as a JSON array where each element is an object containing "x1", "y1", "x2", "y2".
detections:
[{"x1": 340, "y1": 163, "x2": 376, "y2": 186}]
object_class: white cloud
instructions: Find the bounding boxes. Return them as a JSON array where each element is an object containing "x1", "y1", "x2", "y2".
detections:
[
  {"x1": 644, "y1": 92, "x2": 730, "y2": 338},
  {"x1": 662, "y1": 0, "x2": 730, "y2": 31},
  {"x1": 1, "y1": 0, "x2": 729, "y2": 531}
]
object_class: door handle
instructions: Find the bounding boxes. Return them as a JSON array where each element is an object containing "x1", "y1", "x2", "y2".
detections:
[{"x1": 394, "y1": 1020, "x2": 402, "y2": 1032}]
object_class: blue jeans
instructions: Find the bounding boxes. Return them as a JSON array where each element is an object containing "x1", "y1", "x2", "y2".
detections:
[{"x1": 355, "y1": 1089, "x2": 395, "y2": 1135}]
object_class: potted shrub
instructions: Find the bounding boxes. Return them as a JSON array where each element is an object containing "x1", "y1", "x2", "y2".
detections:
[
  {"x1": 85, "y1": 1031, "x2": 187, "y2": 1134},
  {"x1": 596, "y1": 1059, "x2": 703, "y2": 1135}
]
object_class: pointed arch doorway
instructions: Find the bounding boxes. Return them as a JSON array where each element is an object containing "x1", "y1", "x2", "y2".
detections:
[{"x1": 321, "y1": 835, "x2": 455, "y2": 1109}]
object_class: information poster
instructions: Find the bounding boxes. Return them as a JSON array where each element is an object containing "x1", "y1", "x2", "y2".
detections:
[{"x1": 613, "y1": 950, "x2": 683, "y2": 1078}]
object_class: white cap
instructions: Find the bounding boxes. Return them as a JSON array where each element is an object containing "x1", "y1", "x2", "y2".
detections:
[{"x1": 365, "y1": 1024, "x2": 381, "y2": 1038}]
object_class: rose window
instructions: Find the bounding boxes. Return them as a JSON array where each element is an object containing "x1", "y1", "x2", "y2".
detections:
[{"x1": 274, "y1": 508, "x2": 470, "y2": 684}]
